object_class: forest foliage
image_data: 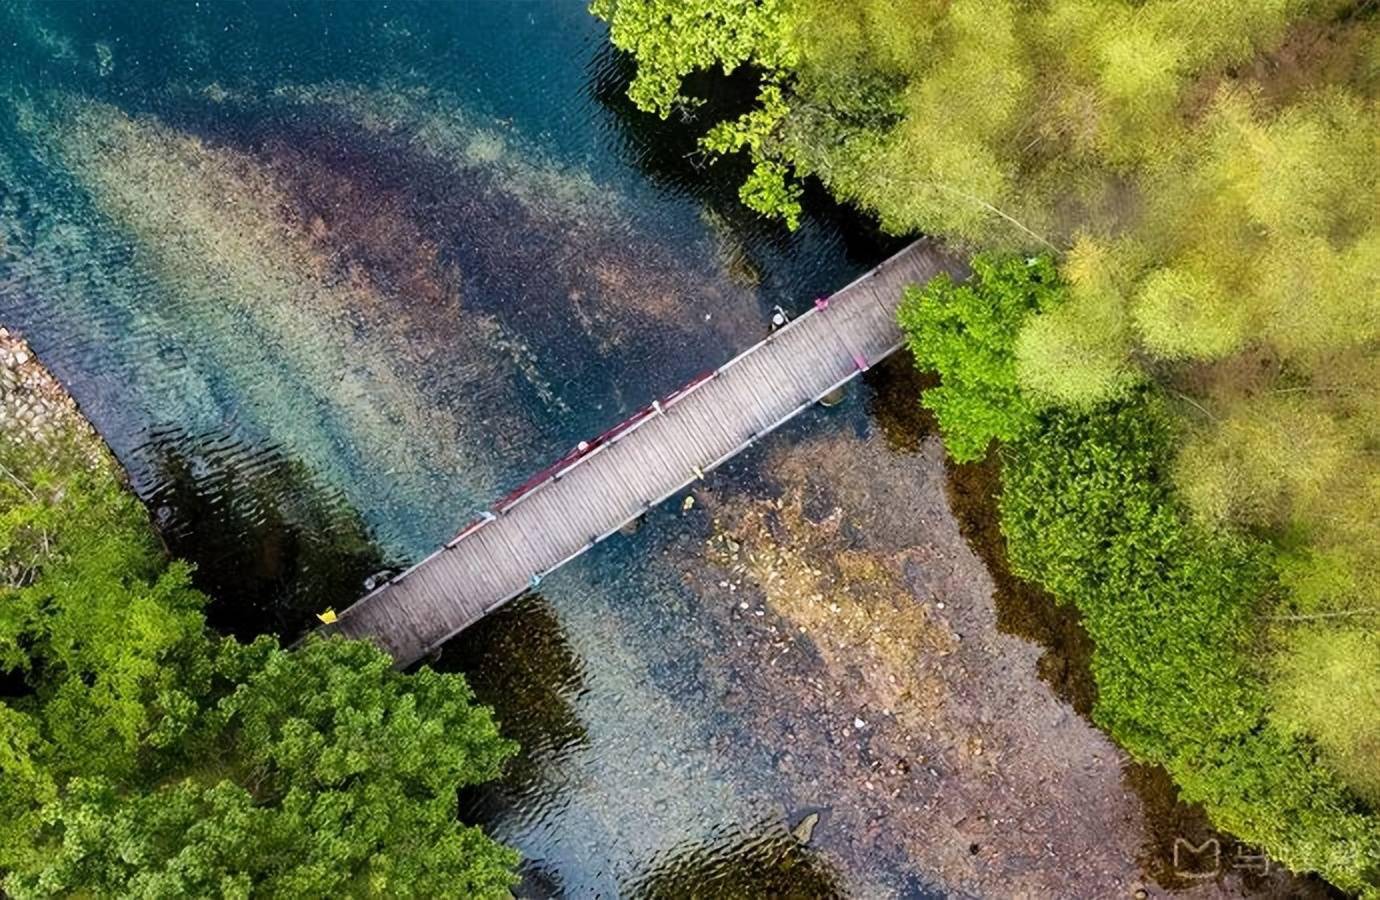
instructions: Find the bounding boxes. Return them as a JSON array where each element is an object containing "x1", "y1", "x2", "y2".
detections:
[
  {"x1": 1001, "y1": 393, "x2": 1380, "y2": 893},
  {"x1": 593, "y1": 0, "x2": 1380, "y2": 891},
  {"x1": 900, "y1": 258, "x2": 1380, "y2": 893},
  {"x1": 590, "y1": 0, "x2": 1380, "y2": 609},
  {"x1": 0, "y1": 427, "x2": 518, "y2": 898}
]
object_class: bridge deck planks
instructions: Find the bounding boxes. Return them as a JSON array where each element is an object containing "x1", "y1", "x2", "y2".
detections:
[{"x1": 323, "y1": 239, "x2": 965, "y2": 664}]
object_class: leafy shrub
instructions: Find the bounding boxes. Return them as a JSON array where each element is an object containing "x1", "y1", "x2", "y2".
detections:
[
  {"x1": 9, "y1": 637, "x2": 518, "y2": 899},
  {"x1": 898, "y1": 254, "x2": 1060, "y2": 462},
  {"x1": 1272, "y1": 626, "x2": 1380, "y2": 809},
  {"x1": 1000, "y1": 396, "x2": 1380, "y2": 895}
]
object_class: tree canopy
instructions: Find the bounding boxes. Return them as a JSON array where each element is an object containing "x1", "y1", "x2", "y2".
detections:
[
  {"x1": 900, "y1": 265, "x2": 1380, "y2": 894},
  {"x1": 897, "y1": 254, "x2": 1059, "y2": 462},
  {"x1": 593, "y1": 0, "x2": 1380, "y2": 577},
  {"x1": 0, "y1": 419, "x2": 518, "y2": 897}
]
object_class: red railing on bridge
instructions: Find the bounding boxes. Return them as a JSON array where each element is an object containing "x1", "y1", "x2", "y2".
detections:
[{"x1": 469, "y1": 368, "x2": 718, "y2": 530}]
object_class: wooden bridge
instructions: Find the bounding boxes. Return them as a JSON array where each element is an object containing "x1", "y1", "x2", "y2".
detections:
[{"x1": 323, "y1": 240, "x2": 965, "y2": 664}]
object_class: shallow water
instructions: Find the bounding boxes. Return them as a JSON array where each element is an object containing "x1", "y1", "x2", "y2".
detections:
[{"x1": 0, "y1": 3, "x2": 1288, "y2": 898}]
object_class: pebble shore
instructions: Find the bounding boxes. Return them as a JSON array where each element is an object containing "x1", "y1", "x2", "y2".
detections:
[{"x1": 0, "y1": 326, "x2": 109, "y2": 469}]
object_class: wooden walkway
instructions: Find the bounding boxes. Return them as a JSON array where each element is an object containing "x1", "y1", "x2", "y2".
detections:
[{"x1": 323, "y1": 239, "x2": 965, "y2": 664}]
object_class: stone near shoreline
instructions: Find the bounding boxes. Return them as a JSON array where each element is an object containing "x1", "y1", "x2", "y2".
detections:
[{"x1": 0, "y1": 326, "x2": 109, "y2": 470}]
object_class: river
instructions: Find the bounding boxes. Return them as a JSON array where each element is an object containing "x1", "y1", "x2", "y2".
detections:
[{"x1": 0, "y1": 3, "x2": 1309, "y2": 897}]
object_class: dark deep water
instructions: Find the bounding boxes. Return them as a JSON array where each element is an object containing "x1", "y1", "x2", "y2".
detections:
[{"x1": 1, "y1": 3, "x2": 1311, "y2": 898}]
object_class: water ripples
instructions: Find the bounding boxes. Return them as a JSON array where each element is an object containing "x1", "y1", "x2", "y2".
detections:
[{"x1": 0, "y1": 3, "x2": 906, "y2": 895}]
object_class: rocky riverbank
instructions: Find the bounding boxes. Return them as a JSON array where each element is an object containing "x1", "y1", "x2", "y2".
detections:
[{"x1": 0, "y1": 327, "x2": 110, "y2": 472}]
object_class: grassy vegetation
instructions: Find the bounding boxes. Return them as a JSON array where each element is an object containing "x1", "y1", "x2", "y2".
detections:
[
  {"x1": 0, "y1": 398, "x2": 518, "y2": 896},
  {"x1": 595, "y1": 1, "x2": 1380, "y2": 891}
]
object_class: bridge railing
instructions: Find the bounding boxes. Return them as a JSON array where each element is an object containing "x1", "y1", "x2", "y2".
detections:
[
  {"x1": 351, "y1": 239, "x2": 947, "y2": 610},
  {"x1": 474, "y1": 283, "x2": 847, "y2": 522}
]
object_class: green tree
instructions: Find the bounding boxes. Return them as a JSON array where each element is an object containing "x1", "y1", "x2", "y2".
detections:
[
  {"x1": 898, "y1": 254, "x2": 1060, "y2": 462},
  {"x1": 1000, "y1": 396, "x2": 1380, "y2": 895},
  {"x1": 1272, "y1": 626, "x2": 1380, "y2": 808},
  {"x1": 9, "y1": 638, "x2": 517, "y2": 899},
  {"x1": 703, "y1": 85, "x2": 802, "y2": 227},
  {"x1": 598, "y1": 4, "x2": 1380, "y2": 889},
  {"x1": 1, "y1": 413, "x2": 518, "y2": 896},
  {"x1": 0, "y1": 432, "x2": 209, "y2": 863},
  {"x1": 590, "y1": 0, "x2": 791, "y2": 117}
]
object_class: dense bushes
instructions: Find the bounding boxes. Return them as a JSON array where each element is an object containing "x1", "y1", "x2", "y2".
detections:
[
  {"x1": 1002, "y1": 400, "x2": 1379, "y2": 893},
  {"x1": 1272, "y1": 628, "x2": 1380, "y2": 808},
  {"x1": 0, "y1": 426, "x2": 518, "y2": 897},
  {"x1": 898, "y1": 257, "x2": 1379, "y2": 893},
  {"x1": 10, "y1": 638, "x2": 517, "y2": 898},
  {"x1": 591, "y1": 0, "x2": 1380, "y2": 669},
  {"x1": 897, "y1": 255, "x2": 1059, "y2": 461}
]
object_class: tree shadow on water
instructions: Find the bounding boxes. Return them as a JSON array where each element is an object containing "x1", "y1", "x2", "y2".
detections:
[
  {"x1": 628, "y1": 826, "x2": 844, "y2": 900},
  {"x1": 434, "y1": 593, "x2": 590, "y2": 799},
  {"x1": 585, "y1": 42, "x2": 905, "y2": 287},
  {"x1": 134, "y1": 427, "x2": 391, "y2": 642},
  {"x1": 861, "y1": 353, "x2": 940, "y2": 457},
  {"x1": 942, "y1": 449, "x2": 1098, "y2": 715}
]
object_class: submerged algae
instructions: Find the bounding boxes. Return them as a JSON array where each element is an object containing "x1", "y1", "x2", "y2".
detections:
[{"x1": 2, "y1": 76, "x2": 774, "y2": 625}]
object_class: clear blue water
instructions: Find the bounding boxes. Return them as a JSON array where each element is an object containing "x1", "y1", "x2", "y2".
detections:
[
  {"x1": 0, "y1": 0, "x2": 896, "y2": 635},
  {"x1": 0, "y1": 2, "x2": 1003, "y2": 897}
]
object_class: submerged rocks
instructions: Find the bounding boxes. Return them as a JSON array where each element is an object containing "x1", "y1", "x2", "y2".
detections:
[{"x1": 818, "y1": 385, "x2": 848, "y2": 408}]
